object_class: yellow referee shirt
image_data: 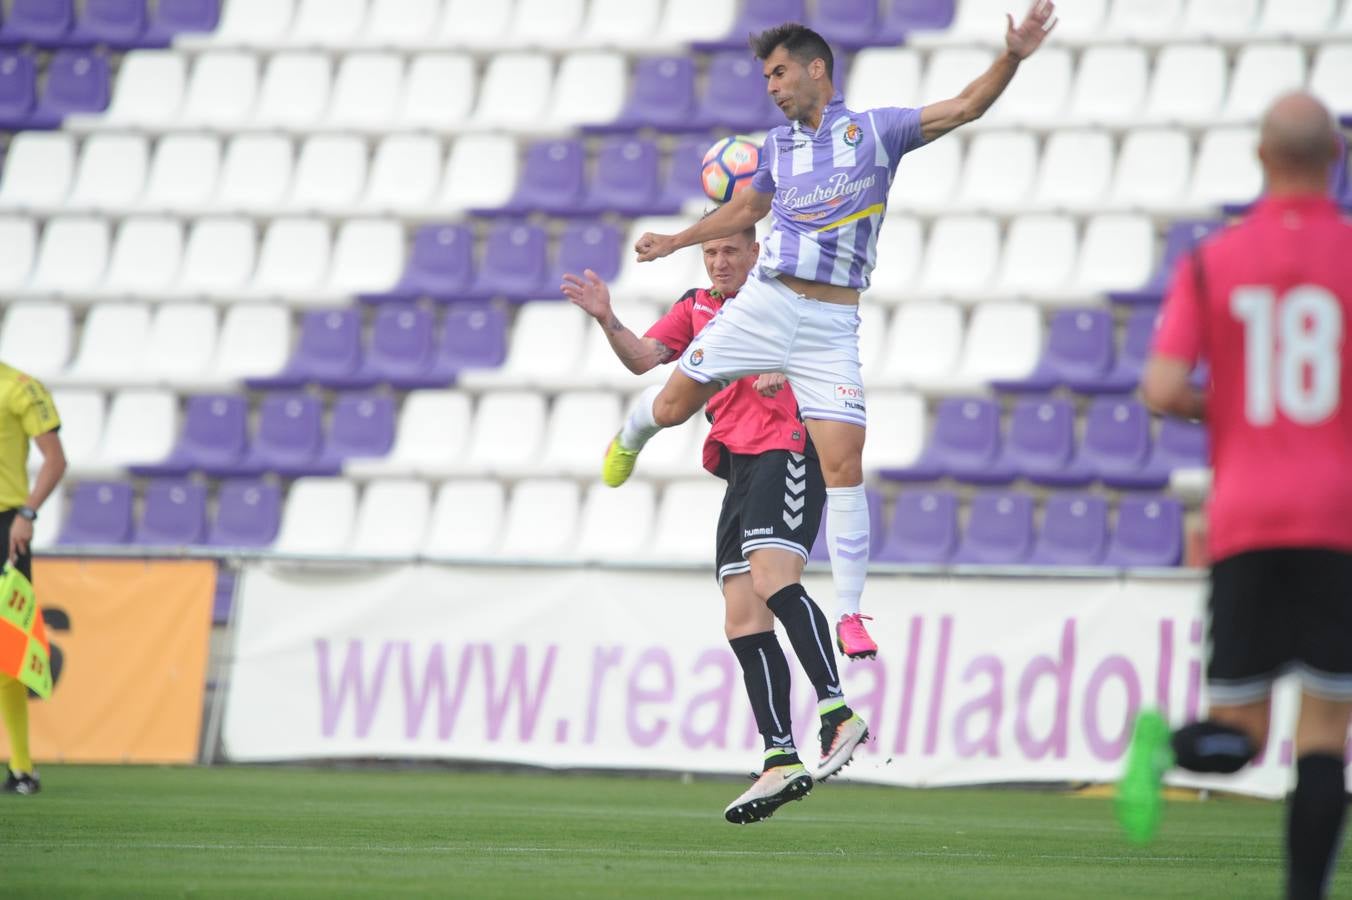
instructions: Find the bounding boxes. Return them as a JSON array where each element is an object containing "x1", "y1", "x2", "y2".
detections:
[{"x1": 0, "y1": 362, "x2": 60, "y2": 511}]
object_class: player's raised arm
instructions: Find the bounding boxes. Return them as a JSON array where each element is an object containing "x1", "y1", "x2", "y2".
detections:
[
  {"x1": 919, "y1": 0, "x2": 1057, "y2": 143},
  {"x1": 634, "y1": 184, "x2": 772, "y2": 263},
  {"x1": 562, "y1": 269, "x2": 675, "y2": 374}
]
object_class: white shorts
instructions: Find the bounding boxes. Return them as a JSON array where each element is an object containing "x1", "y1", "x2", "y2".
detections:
[{"x1": 677, "y1": 273, "x2": 866, "y2": 427}]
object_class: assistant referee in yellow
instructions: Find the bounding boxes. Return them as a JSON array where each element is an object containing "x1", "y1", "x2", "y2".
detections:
[{"x1": 0, "y1": 360, "x2": 65, "y2": 796}]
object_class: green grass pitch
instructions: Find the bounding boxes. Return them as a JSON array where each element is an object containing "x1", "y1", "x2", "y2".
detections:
[{"x1": 0, "y1": 765, "x2": 1335, "y2": 898}]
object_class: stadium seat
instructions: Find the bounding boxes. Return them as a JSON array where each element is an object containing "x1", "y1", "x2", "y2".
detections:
[
  {"x1": 1111, "y1": 416, "x2": 1208, "y2": 490},
  {"x1": 140, "y1": 135, "x2": 222, "y2": 213},
  {"x1": 889, "y1": 138, "x2": 962, "y2": 215},
  {"x1": 44, "y1": 389, "x2": 104, "y2": 476},
  {"x1": 596, "y1": 56, "x2": 697, "y2": 132},
  {"x1": 1105, "y1": 496, "x2": 1183, "y2": 567},
  {"x1": 359, "y1": 0, "x2": 439, "y2": 48},
  {"x1": 29, "y1": 485, "x2": 63, "y2": 552},
  {"x1": 134, "y1": 480, "x2": 207, "y2": 546},
  {"x1": 205, "y1": 479, "x2": 280, "y2": 548},
  {"x1": 465, "y1": 223, "x2": 552, "y2": 301},
  {"x1": 1186, "y1": 127, "x2": 1262, "y2": 209},
  {"x1": 1068, "y1": 305, "x2": 1158, "y2": 394},
  {"x1": 460, "y1": 302, "x2": 585, "y2": 389},
  {"x1": 95, "y1": 388, "x2": 177, "y2": 470},
  {"x1": 637, "y1": 413, "x2": 709, "y2": 479},
  {"x1": 575, "y1": 481, "x2": 656, "y2": 561},
  {"x1": 875, "y1": 0, "x2": 958, "y2": 42},
  {"x1": 0, "y1": 133, "x2": 75, "y2": 212},
  {"x1": 909, "y1": 0, "x2": 1007, "y2": 44},
  {"x1": 347, "y1": 390, "x2": 473, "y2": 479},
  {"x1": 648, "y1": 480, "x2": 725, "y2": 562},
  {"x1": 0, "y1": 216, "x2": 37, "y2": 294},
  {"x1": 550, "y1": 221, "x2": 624, "y2": 286},
  {"x1": 31, "y1": 50, "x2": 110, "y2": 126},
  {"x1": 140, "y1": 307, "x2": 221, "y2": 386},
  {"x1": 132, "y1": 394, "x2": 247, "y2": 477},
  {"x1": 982, "y1": 47, "x2": 1070, "y2": 128},
  {"x1": 253, "y1": 52, "x2": 330, "y2": 128},
  {"x1": 877, "y1": 303, "x2": 962, "y2": 389},
  {"x1": 611, "y1": 215, "x2": 701, "y2": 302},
  {"x1": 922, "y1": 47, "x2": 996, "y2": 101},
  {"x1": 806, "y1": 0, "x2": 884, "y2": 51},
  {"x1": 349, "y1": 480, "x2": 432, "y2": 557},
  {"x1": 96, "y1": 218, "x2": 184, "y2": 298},
  {"x1": 861, "y1": 391, "x2": 926, "y2": 474},
  {"x1": 1032, "y1": 132, "x2": 1113, "y2": 212},
  {"x1": 656, "y1": 137, "x2": 707, "y2": 211},
  {"x1": 174, "y1": 217, "x2": 256, "y2": 300},
  {"x1": 180, "y1": 52, "x2": 257, "y2": 127},
  {"x1": 993, "y1": 214, "x2": 1077, "y2": 301},
  {"x1": 563, "y1": 301, "x2": 665, "y2": 391},
  {"x1": 273, "y1": 478, "x2": 357, "y2": 555},
  {"x1": 1029, "y1": 494, "x2": 1109, "y2": 566},
  {"x1": 996, "y1": 308, "x2": 1115, "y2": 393},
  {"x1": 74, "y1": 50, "x2": 184, "y2": 129},
  {"x1": 58, "y1": 481, "x2": 133, "y2": 545},
  {"x1": 496, "y1": 479, "x2": 581, "y2": 559},
  {"x1": 311, "y1": 218, "x2": 401, "y2": 303},
  {"x1": 1107, "y1": 0, "x2": 1185, "y2": 39},
  {"x1": 1077, "y1": 398, "x2": 1154, "y2": 485},
  {"x1": 0, "y1": 50, "x2": 37, "y2": 130},
  {"x1": 399, "y1": 54, "x2": 475, "y2": 129},
  {"x1": 892, "y1": 397, "x2": 1010, "y2": 484},
  {"x1": 318, "y1": 392, "x2": 396, "y2": 467},
  {"x1": 952, "y1": 303, "x2": 1041, "y2": 389},
  {"x1": 956, "y1": 132, "x2": 1037, "y2": 213},
  {"x1": 179, "y1": 0, "x2": 291, "y2": 48},
  {"x1": 463, "y1": 391, "x2": 547, "y2": 476},
  {"x1": 209, "y1": 304, "x2": 290, "y2": 385},
  {"x1": 693, "y1": 0, "x2": 805, "y2": 51},
  {"x1": 422, "y1": 479, "x2": 506, "y2": 557},
  {"x1": 546, "y1": 52, "x2": 626, "y2": 129},
  {"x1": 1107, "y1": 129, "x2": 1192, "y2": 212},
  {"x1": 1310, "y1": 45, "x2": 1352, "y2": 116},
  {"x1": 535, "y1": 391, "x2": 623, "y2": 478},
  {"x1": 582, "y1": 138, "x2": 666, "y2": 217},
  {"x1": 343, "y1": 303, "x2": 439, "y2": 390},
  {"x1": 858, "y1": 304, "x2": 890, "y2": 377},
  {"x1": 953, "y1": 491, "x2": 1034, "y2": 565},
  {"x1": 250, "y1": 309, "x2": 361, "y2": 390},
  {"x1": 1064, "y1": 214, "x2": 1154, "y2": 296},
  {"x1": 1222, "y1": 44, "x2": 1307, "y2": 124},
  {"x1": 64, "y1": 0, "x2": 150, "y2": 49},
  {"x1": 847, "y1": 49, "x2": 923, "y2": 112},
  {"x1": 1002, "y1": 397, "x2": 1079, "y2": 484},
  {"x1": 0, "y1": 0, "x2": 74, "y2": 46},
  {"x1": 1144, "y1": 45, "x2": 1227, "y2": 126},
  {"x1": 1111, "y1": 218, "x2": 1222, "y2": 306},
  {"x1": 244, "y1": 218, "x2": 331, "y2": 301},
  {"x1": 915, "y1": 215, "x2": 999, "y2": 301},
  {"x1": 436, "y1": 133, "x2": 519, "y2": 213},
  {"x1": 508, "y1": 0, "x2": 584, "y2": 49},
  {"x1": 0, "y1": 301, "x2": 71, "y2": 378},
  {"x1": 1258, "y1": 0, "x2": 1337, "y2": 37},
  {"x1": 286, "y1": 135, "x2": 368, "y2": 214},
  {"x1": 1182, "y1": 0, "x2": 1259, "y2": 38},
  {"x1": 493, "y1": 139, "x2": 587, "y2": 216},
  {"x1": 1069, "y1": 47, "x2": 1146, "y2": 126},
  {"x1": 226, "y1": 393, "x2": 337, "y2": 478},
  {"x1": 644, "y1": 0, "x2": 737, "y2": 49},
  {"x1": 59, "y1": 302, "x2": 151, "y2": 388},
  {"x1": 212, "y1": 135, "x2": 294, "y2": 214},
  {"x1": 433, "y1": 0, "x2": 511, "y2": 48},
  {"x1": 693, "y1": 52, "x2": 780, "y2": 132},
  {"x1": 578, "y1": 0, "x2": 661, "y2": 49},
  {"x1": 471, "y1": 52, "x2": 552, "y2": 130},
  {"x1": 865, "y1": 216, "x2": 924, "y2": 305},
  {"x1": 375, "y1": 223, "x2": 474, "y2": 303},
  {"x1": 281, "y1": 0, "x2": 367, "y2": 48},
  {"x1": 68, "y1": 134, "x2": 148, "y2": 212},
  {"x1": 875, "y1": 489, "x2": 958, "y2": 564},
  {"x1": 431, "y1": 303, "x2": 508, "y2": 381},
  {"x1": 328, "y1": 53, "x2": 403, "y2": 131}
]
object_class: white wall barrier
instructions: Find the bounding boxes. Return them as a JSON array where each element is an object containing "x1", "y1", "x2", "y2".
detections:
[{"x1": 222, "y1": 563, "x2": 1320, "y2": 798}]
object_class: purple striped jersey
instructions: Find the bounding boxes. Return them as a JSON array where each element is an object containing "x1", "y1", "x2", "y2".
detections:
[{"x1": 749, "y1": 91, "x2": 925, "y2": 290}]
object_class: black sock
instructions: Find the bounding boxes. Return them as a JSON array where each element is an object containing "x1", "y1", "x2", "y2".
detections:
[
  {"x1": 766, "y1": 584, "x2": 844, "y2": 703},
  {"x1": 1170, "y1": 720, "x2": 1258, "y2": 774},
  {"x1": 729, "y1": 632, "x2": 799, "y2": 770},
  {"x1": 1287, "y1": 754, "x2": 1348, "y2": 900}
]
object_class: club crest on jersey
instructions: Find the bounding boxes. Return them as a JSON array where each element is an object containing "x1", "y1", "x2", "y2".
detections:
[
  {"x1": 843, "y1": 121, "x2": 863, "y2": 147},
  {"x1": 689, "y1": 348, "x2": 704, "y2": 367}
]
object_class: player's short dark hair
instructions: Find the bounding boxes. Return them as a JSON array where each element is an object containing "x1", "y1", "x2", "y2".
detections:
[
  {"x1": 701, "y1": 209, "x2": 757, "y2": 247},
  {"x1": 749, "y1": 23, "x2": 834, "y2": 81}
]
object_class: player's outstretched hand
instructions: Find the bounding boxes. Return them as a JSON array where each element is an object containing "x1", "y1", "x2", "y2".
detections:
[
  {"x1": 754, "y1": 373, "x2": 788, "y2": 398},
  {"x1": 1006, "y1": 0, "x2": 1056, "y2": 59},
  {"x1": 634, "y1": 232, "x2": 677, "y2": 263},
  {"x1": 561, "y1": 268, "x2": 612, "y2": 320}
]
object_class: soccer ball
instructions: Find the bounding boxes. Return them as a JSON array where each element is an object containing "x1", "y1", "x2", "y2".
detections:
[{"x1": 700, "y1": 135, "x2": 760, "y2": 204}]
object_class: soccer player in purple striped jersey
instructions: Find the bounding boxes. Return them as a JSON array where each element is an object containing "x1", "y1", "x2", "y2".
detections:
[{"x1": 605, "y1": 2, "x2": 1058, "y2": 659}]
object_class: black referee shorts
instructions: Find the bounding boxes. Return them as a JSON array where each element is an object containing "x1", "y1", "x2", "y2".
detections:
[
  {"x1": 1207, "y1": 548, "x2": 1352, "y2": 705},
  {"x1": 714, "y1": 450, "x2": 826, "y2": 587},
  {"x1": 0, "y1": 508, "x2": 32, "y2": 581}
]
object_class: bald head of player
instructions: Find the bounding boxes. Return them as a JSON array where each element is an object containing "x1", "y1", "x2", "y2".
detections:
[
  {"x1": 1258, "y1": 91, "x2": 1340, "y2": 196},
  {"x1": 752, "y1": 24, "x2": 835, "y2": 130}
]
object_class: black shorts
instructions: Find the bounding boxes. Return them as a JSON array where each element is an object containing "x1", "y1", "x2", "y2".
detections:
[
  {"x1": 1208, "y1": 548, "x2": 1352, "y2": 704},
  {"x1": 714, "y1": 450, "x2": 826, "y2": 586}
]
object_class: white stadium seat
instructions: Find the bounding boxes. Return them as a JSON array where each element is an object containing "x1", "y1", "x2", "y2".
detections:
[
  {"x1": 348, "y1": 391, "x2": 473, "y2": 479},
  {"x1": 286, "y1": 135, "x2": 368, "y2": 213},
  {"x1": 434, "y1": 0, "x2": 511, "y2": 48},
  {"x1": 547, "y1": 52, "x2": 627, "y2": 130},
  {"x1": 866, "y1": 216, "x2": 924, "y2": 305},
  {"x1": 274, "y1": 479, "x2": 357, "y2": 555},
  {"x1": 245, "y1": 218, "x2": 331, "y2": 301},
  {"x1": 0, "y1": 133, "x2": 74, "y2": 212},
  {"x1": 68, "y1": 135, "x2": 148, "y2": 211},
  {"x1": 1338, "y1": 0, "x2": 1352, "y2": 32},
  {"x1": 648, "y1": 480, "x2": 725, "y2": 563},
  {"x1": 612, "y1": 216, "x2": 702, "y2": 303},
  {"x1": 1310, "y1": 45, "x2": 1352, "y2": 116},
  {"x1": 182, "y1": 0, "x2": 294, "y2": 48},
  {"x1": 176, "y1": 218, "x2": 257, "y2": 299},
  {"x1": 1222, "y1": 44, "x2": 1308, "y2": 123},
  {"x1": 283, "y1": 0, "x2": 368, "y2": 48},
  {"x1": 1182, "y1": 0, "x2": 1259, "y2": 38},
  {"x1": 916, "y1": 0, "x2": 1012, "y2": 44},
  {"x1": 877, "y1": 304, "x2": 964, "y2": 391},
  {"x1": 84, "y1": 51, "x2": 185, "y2": 128},
  {"x1": 464, "y1": 391, "x2": 547, "y2": 475},
  {"x1": 922, "y1": 48, "x2": 997, "y2": 103},
  {"x1": 253, "y1": 53, "x2": 331, "y2": 129},
  {"x1": 562, "y1": 301, "x2": 665, "y2": 390},
  {"x1": 141, "y1": 135, "x2": 221, "y2": 213},
  {"x1": 889, "y1": 138, "x2": 963, "y2": 214},
  {"x1": 956, "y1": 132, "x2": 1037, "y2": 213},
  {"x1": 983, "y1": 47, "x2": 1070, "y2": 128},
  {"x1": 916, "y1": 215, "x2": 999, "y2": 301},
  {"x1": 0, "y1": 217, "x2": 37, "y2": 293},
  {"x1": 1186, "y1": 127, "x2": 1262, "y2": 209},
  {"x1": 1107, "y1": 0, "x2": 1185, "y2": 40},
  {"x1": 208, "y1": 305, "x2": 291, "y2": 385},
  {"x1": 953, "y1": 303, "x2": 1042, "y2": 388},
  {"x1": 575, "y1": 481, "x2": 656, "y2": 561},
  {"x1": 25, "y1": 217, "x2": 110, "y2": 296},
  {"x1": 423, "y1": 480, "x2": 506, "y2": 557},
  {"x1": 0, "y1": 302, "x2": 71, "y2": 378},
  {"x1": 30, "y1": 484, "x2": 63, "y2": 551},
  {"x1": 180, "y1": 52, "x2": 258, "y2": 127},
  {"x1": 858, "y1": 303, "x2": 890, "y2": 378},
  {"x1": 497, "y1": 479, "x2": 580, "y2": 559},
  {"x1": 1069, "y1": 46, "x2": 1147, "y2": 126},
  {"x1": 471, "y1": 53, "x2": 553, "y2": 130},
  {"x1": 1048, "y1": 0, "x2": 1109, "y2": 43},
  {"x1": 399, "y1": 54, "x2": 476, "y2": 129},
  {"x1": 436, "y1": 134, "x2": 519, "y2": 212},
  {"x1": 580, "y1": 0, "x2": 663, "y2": 49},
  {"x1": 847, "y1": 49, "x2": 922, "y2": 112},
  {"x1": 362, "y1": 0, "x2": 442, "y2": 48},
  {"x1": 996, "y1": 215, "x2": 1078, "y2": 302},
  {"x1": 213, "y1": 135, "x2": 294, "y2": 213},
  {"x1": 96, "y1": 218, "x2": 184, "y2": 298},
  {"x1": 1145, "y1": 45, "x2": 1228, "y2": 125},
  {"x1": 144, "y1": 305, "x2": 217, "y2": 385},
  {"x1": 861, "y1": 392, "x2": 925, "y2": 472},
  {"x1": 350, "y1": 480, "x2": 432, "y2": 557},
  {"x1": 60, "y1": 302, "x2": 152, "y2": 388},
  {"x1": 328, "y1": 53, "x2": 404, "y2": 130},
  {"x1": 45, "y1": 390, "x2": 104, "y2": 475},
  {"x1": 637, "y1": 413, "x2": 708, "y2": 480},
  {"x1": 1032, "y1": 131, "x2": 1113, "y2": 212},
  {"x1": 1109, "y1": 129, "x2": 1194, "y2": 212},
  {"x1": 1068, "y1": 214, "x2": 1155, "y2": 295},
  {"x1": 1257, "y1": 0, "x2": 1336, "y2": 36},
  {"x1": 363, "y1": 135, "x2": 442, "y2": 213},
  {"x1": 95, "y1": 389, "x2": 177, "y2": 470},
  {"x1": 460, "y1": 303, "x2": 587, "y2": 389},
  {"x1": 309, "y1": 218, "x2": 402, "y2": 303},
  {"x1": 536, "y1": 391, "x2": 623, "y2": 478},
  {"x1": 511, "y1": 0, "x2": 585, "y2": 49},
  {"x1": 646, "y1": 0, "x2": 736, "y2": 47}
]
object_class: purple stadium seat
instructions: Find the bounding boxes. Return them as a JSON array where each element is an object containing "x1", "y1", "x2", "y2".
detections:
[
  {"x1": 134, "y1": 480, "x2": 207, "y2": 545},
  {"x1": 0, "y1": 50, "x2": 36, "y2": 129},
  {"x1": 1111, "y1": 219, "x2": 1222, "y2": 306},
  {"x1": 466, "y1": 222, "x2": 551, "y2": 301},
  {"x1": 552, "y1": 221, "x2": 622, "y2": 286},
  {"x1": 0, "y1": 0, "x2": 74, "y2": 47},
  {"x1": 58, "y1": 481, "x2": 133, "y2": 544},
  {"x1": 1108, "y1": 417, "x2": 1208, "y2": 490},
  {"x1": 430, "y1": 302, "x2": 508, "y2": 380},
  {"x1": 1004, "y1": 398, "x2": 1086, "y2": 486},
  {"x1": 995, "y1": 309, "x2": 1114, "y2": 394},
  {"x1": 1077, "y1": 398, "x2": 1153, "y2": 485},
  {"x1": 206, "y1": 479, "x2": 280, "y2": 548},
  {"x1": 366, "y1": 223, "x2": 474, "y2": 305},
  {"x1": 1029, "y1": 494, "x2": 1108, "y2": 566},
  {"x1": 131, "y1": 394, "x2": 248, "y2": 477},
  {"x1": 693, "y1": 0, "x2": 808, "y2": 52},
  {"x1": 808, "y1": 0, "x2": 881, "y2": 51},
  {"x1": 589, "y1": 57, "x2": 697, "y2": 133},
  {"x1": 952, "y1": 491, "x2": 1034, "y2": 565},
  {"x1": 1104, "y1": 496, "x2": 1183, "y2": 567},
  {"x1": 878, "y1": 0, "x2": 957, "y2": 41},
  {"x1": 141, "y1": 0, "x2": 219, "y2": 45},
  {"x1": 583, "y1": 138, "x2": 670, "y2": 216},
  {"x1": 248, "y1": 310, "x2": 362, "y2": 390},
  {"x1": 62, "y1": 0, "x2": 147, "y2": 49},
  {"x1": 340, "y1": 303, "x2": 443, "y2": 390},
  {"x1": 693, "y1": 53, "x2": 782, "y2": 133},
  {"x1": 487, "y1": 139, "x2": 587, "y2": 217},
  {"x1": 1068, "y1": 306, "x2": 1159, "y2": 394},
  {"x1": 223, "y1": 393, "x2": 337, "y2": 478},
  {"x1": 658, "y1": 138, "x2": 711, "y2": 211},
  {"x1": 887, "y1": 398, "x2": 1013, "y2": 484},
  {"x1": 318, "y1": 392, "x2": 395, "y2": 467},
  {"x1": 875, "y1": 490, "x2": 958, "y2": 563},
  {"x1": 809, "y1": 487, "x2": 885, "y2": 562},
  {"x1": 30, "y1": 50, "x2": 110, "y2": 127}
]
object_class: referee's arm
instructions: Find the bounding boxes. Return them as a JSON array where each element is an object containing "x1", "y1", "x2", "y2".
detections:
[{"x1": 9, "y1": 430, "x2": 65, "y2": 562}]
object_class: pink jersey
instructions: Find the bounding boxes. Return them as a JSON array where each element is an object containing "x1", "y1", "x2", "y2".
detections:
[
  {"x1": 1154, "y1": 195, "x2": 1352, "y2": 560},
  {"x1": 644, "y1": 287, "x2": 810, "y2": 475}
]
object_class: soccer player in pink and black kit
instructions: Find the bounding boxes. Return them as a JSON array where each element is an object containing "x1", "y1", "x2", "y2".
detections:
[
  {"x1": 1118, "y1": 92, "x2": 1352, "y2": 899},
  {"x1": 601, "y1": 3, "x2": 1058, "y2": 660},
  {"x1": 565, "y1": 226, "x2": 866, "y2": 823}
]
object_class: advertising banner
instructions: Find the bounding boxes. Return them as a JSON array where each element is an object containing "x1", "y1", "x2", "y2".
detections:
[
  {"x1": 224, "y1": 563, "x2": 1315, "y2": 798},
  {"x1": 27, "y1": 559, "x2": 216, "y2": 764}
]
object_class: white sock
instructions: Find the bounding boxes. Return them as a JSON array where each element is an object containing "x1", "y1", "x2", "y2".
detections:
[
  {"x1": 825, "y1": 484, "x2": 869, "y2": 618},
  {"x1": 619, "y1": 384, "x2": 664, "y2": 451}
]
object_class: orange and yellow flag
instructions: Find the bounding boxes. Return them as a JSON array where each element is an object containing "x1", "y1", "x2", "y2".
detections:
[{"x1": 0, "y1": 564, "x2": 51, "y2": 699}]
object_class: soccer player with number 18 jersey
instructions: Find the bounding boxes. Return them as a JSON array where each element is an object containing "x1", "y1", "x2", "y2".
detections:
[{"x1": 1119, "y1": 93, "x2": 1352, "y2": 900}]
